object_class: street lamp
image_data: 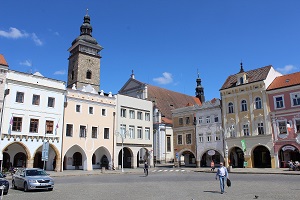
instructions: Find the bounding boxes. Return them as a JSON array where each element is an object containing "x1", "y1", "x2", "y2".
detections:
[{"x1": 115, "y1": 130, "x2": 128, "y2": 172}]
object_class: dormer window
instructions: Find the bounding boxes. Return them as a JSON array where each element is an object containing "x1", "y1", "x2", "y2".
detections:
[{"x1": 240, "y1": 77, "x2": 244, "y2": 84}]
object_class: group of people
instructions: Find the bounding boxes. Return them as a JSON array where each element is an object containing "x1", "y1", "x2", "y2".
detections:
[{"x1": 288, "y1": 160, "x2": 300, "y2": 171}]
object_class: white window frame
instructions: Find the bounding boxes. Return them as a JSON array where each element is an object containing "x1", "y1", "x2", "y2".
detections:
[
  {"x1": 89, "y1": 106, "x2": 94, "y2": 114},
  {"x1": 290, "y1": 92, "x2": 300, "y2": 107},
  {"x1": 206, "y1": 116, "x2": 210, "y2": 123},
  {"x1": 228, "y1": 102, "x2": 234, "y2": 114},
  {"x1": 145, "y1": 128, "x2": 150, "y2": 140},
  {"x1": 137, "y1": 111, "x2": 143, "y2": 120},
  {"x1": 278, "y1": 120, "x2": 287, "y2": 134},
  {"x1": 294, "y1": 118, "x2": 300, "y2": 134},
  {"x1": 199, "y1": 117, "x2": 203, "y2": 124},
  {"x1": 101, "y1": 109, "x2": 107, "y2": 116},
  {"x1": 129, "y1": 110, "x2": 135, "y2": 119},
  {"x1": 241, "y1": 100, "x2": 247, "y2": 112},
  {"x1": 186, "y1": 133, "x2": 192, "y2": 144},
  {"x1": 121, "y1": 108, "x2": 126, "y2": 118},
  {"x1": 255, "y1": 97, "x2": 262, "y2": 109},
  {"x1": 145, "y1": 112, "x2": 150, "y2": 121},
  {"x1": 207, "y1": 133, "x2": 211, "y2": 142},
  {"x1": 258, "y1": 122, "x2": 264, "y2": 135},
  {"x1": 137, "y1": 127, "x2": 142, "y2": 139},
  {"x1": 178, "y1": 134, "x2": 183, "y2": 145},
  {"x1": 91, "y1": 126, "x2": 98, "y2": 138},
  {"x1": 274, "y1": 95, "x2": 285, "y2": 109},
  {"x1": 76, "y1": 104, "x2": 81, "y2": 113},
  {"x1": 243, "y1": 124, "x2": 249, "y2": 136},
  {"x1": 129, "y1": 125, "x2": 135, "y2": 139},
  {"x1": 215, "y1": 133, "x2": 221, "y2": 141},
  {"x1": 199, "y1": 133, "x2": 203, "y2": 143}
]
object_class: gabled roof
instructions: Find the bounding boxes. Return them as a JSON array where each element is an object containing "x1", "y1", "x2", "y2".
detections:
[
  {"x1": 267, "y1": 71, "x2": 300, "y2": 91},
  {"x1": 148, "y1": 85, "x2": 201, "y2": 120},
  {"x1": 220, "y1": 65, "x2": 272, "y2": 90},
  {"x1": 0, "y1": 54, "x2": 8, "y2": 66}
]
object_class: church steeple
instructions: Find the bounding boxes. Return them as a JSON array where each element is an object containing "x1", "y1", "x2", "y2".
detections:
[
  {"x1": 67, "y1": 10, "x2": 103, "y2": 92},
  {"x1": 195, "y1": 70, "x2": 205, "y2": 103}
]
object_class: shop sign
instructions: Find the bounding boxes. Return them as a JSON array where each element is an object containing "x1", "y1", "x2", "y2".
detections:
[
  {"x1": 282, "y1": 146, "x2": 295, "y2": 151},
  {"x1": 208, "y1": 150, "x2": 215, "y2": 156}
]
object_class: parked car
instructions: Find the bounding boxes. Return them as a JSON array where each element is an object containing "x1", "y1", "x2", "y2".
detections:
[
  {"x1": 12, "y1": 168, "x2": 54, "y2": 192},
  {"x1": 0, "y1": 172, "x2": 9, "y2": 195}
]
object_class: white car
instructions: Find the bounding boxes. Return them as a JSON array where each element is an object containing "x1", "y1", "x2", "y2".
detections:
[{"x1": 12, "y1": 168, "x2": 54, "y2": 192}]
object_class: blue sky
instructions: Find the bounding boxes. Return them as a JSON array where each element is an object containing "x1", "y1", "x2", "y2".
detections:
[{"x1": 1, "y1": 0, "x2": 300, "y2": 101}]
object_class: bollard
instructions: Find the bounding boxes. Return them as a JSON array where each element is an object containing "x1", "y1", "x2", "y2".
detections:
[{"x1": 101, "y1": 167, "x2": 105, "y2": 173}]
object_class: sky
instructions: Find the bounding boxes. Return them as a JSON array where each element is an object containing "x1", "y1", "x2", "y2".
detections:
[{"x1": 1, "y1": 0, "x2": 300, "y2": 101}]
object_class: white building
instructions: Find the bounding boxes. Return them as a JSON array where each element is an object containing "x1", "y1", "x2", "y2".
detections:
[
  {"x1": 195, "y1": 98, "x2": 224, "y2": 167},
  {"x1": 0, "y1": 70, "x2": 65, "y2": 171},
  {"x1": 115, "y1": 94, "x2": 153, "y2": 168}
]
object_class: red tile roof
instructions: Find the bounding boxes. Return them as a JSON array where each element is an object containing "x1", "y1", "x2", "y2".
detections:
[
  {"x1": 220, "y1": 65, "x2": 272, "y2": 90},
  {"x1": 148, "y1": 85, "x2": 201, "y2": 121},
  {"x1": 0, "y1": 54, "x2": 8, "y2": 66},
  {"x1": 267, "y1": 71, "x2": 300, "y2": 90}
]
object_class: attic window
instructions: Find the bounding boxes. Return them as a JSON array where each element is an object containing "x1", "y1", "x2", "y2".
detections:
[
  {"x1": 170, "y1": 104, "x2": 174, "y2": 107},
  {"x1": 240, "y1": 77, "x2": 244, "y2": 84},
  {"x1": 286, "y1": 79, "x2": 290, "y2": 83}
]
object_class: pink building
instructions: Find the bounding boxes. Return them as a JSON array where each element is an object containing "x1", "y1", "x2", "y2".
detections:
[{"x1": 267, "y1": 72, "x2": 300, "y2": 168}]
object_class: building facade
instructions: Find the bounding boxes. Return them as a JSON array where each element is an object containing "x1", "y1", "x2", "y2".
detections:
[
  {"x1": 267, "y1": 72, "x2": 300, "y2": 168},
  {"x1": 115, "y1": 94, "x2": 153, "y2": 169},
  {"x1": 220, "y1": 63, "x2": 282, "y2": 168},
  {"x1": 0, "y1": 70, "x2": 65, "y2": 171}
]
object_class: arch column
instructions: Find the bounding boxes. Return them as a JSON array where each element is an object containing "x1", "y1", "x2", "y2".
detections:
[{"x1": 27, "y1": 158, "x2": 34, "y2": 168}]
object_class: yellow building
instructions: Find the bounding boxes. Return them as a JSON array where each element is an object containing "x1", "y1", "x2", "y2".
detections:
[{"x1": 220, "y1": 63, "x2": 281, "y2": 168}]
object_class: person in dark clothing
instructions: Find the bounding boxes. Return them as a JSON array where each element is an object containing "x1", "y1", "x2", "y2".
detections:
[
  {"x1": 53, "y1": 159, "x2": 56, "y2": 171},
  {"x1": 144, "y1": 161, "x2": 149, "y2": 176}
]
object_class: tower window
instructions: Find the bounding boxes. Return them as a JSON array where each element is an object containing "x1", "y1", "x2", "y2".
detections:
[
  {"x1": 86, "y1": 70, "x2": 92, "y2": 79},
  {"x1": 71, "y1": 70, "x2": 74, "y2": 80}
]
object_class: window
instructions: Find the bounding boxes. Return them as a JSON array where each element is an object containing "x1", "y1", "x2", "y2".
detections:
[
  {"x1": 295, "y1": 119, "x2": 300, "y2": 133},
  {"x1": 228, "y1": 102, "x2": 234, "y2": 113},
  {"x1": 186, "y1": 134, "x2": 192, "y2": 144},
  {"x1": 199, "y1": 117, "x2": 203, "y2": 124},
  {"x1": 66, "y1": 124, "x2": 73, "y2": 137},
  {"x1": 29, "y1": 118, "x2": 39, "y2": 133},
  {"x1": 179, "y1": 118, "x2": 183, "y2": 125},
  {"x1": 274, "y1": 96, "x2": 284, "y2": 109},
  {"x1": 129, "y1": 126, "x2": 135, "y2": 139},
  {"x1": 167, "y1": 136, "x2": 171, "y2": 152},
  {"x1": 86, "y1": 70, "x2": 92, "y2": 79},
  {"x1": 145, "y1": 128, "x2": 150, "y2": 140},
  {"x1": 240, "y1": 77, "x2": 244, "y2": 84},
  {"x1": 71, "y1": 70, "x2": 74, "y2": 80},
  {"x1": 92, "y1": 127, "x2": 97, "y2": 138},
  {"x1": 258, "y1": 123, "x2": 264, "y2": 135},
  {"x1": 291, "y1": 93, "x2": 300, "y2": 106},
  {"x1": 241, "y1": 100, "x2": 247, "y2": 111},
  {"x1": 48, "y1": 97, "x2": 55, "y2": 108},
  {"x1": 137, "y1": 111, "x2": 143, "y2": 120},
  {"x1": 214, "y1": 116, "x2": 219, "y2": 122},
  {"x1": 229, "y1": 125, "x2": 236, "y2": 137},
  {"x1": 215, "y1": 133, "x2": 221, "y2": 141},
  {"x1": 278, "y1": 121, "x2": 287, "y2": 134},
  {"x1": 255, "y1": 97, "x2": 262, "y2": 109},
  {"x1": 129, "y1": 110, "x2": 135, "y2": 119},
  {"x1": 178, "y1": 135, "x2": 183, "y2": 145},
  {"x1": 89, "y1": 107, "x2": 94, "y2": 114},
  {"x1": 145, "y1": 113, "x2": 150, "y2": 121},
  {"x1": 104, "y1": 128, "x2": 109, "y2": 139},
  {"x1": 32, "y1": 95, "x2": 40, "y2": 105},
  {"x1": 80, "y1": 125, "x2": 86, "y2": 137},
  {"x1": 206, "y1": 116, "x2": 210, "y2": 123},
  {"x1": 207, "y1": 133, "x2": 211, "y2": 142},
  {"x1": 101, "y1": 109, "x2": 106, "y2": 116},
  {"x1": 46, "y1": 120, "x2": 54, "y2": 134},
  {"x1": 243, "y1": 124, "x2": 249, "y2": 136},
  {"x1": 16, "y1": 92, "x2": 24, "y2": 103},
  {"x1": 76, "y1": 105, "x2": 81, "y2": 112},
  {"x1": 12, "y1": 117, "x2": 22, "y2": 132},
  {"x1": 121, "y1": 108, "x2": 126, "y2": 118},
  {"x1": 120, "y1": 124, "x2": 126, "y2": 138},
  {"x1": 137, "y1": 127, "x2": 142, "y2": 139},
  {"x1": 186, "y1": 117, "x2": 190, "y2": 125},
  {"x1": 199, "y1": 134, "x2": 203, "y2": 143}
]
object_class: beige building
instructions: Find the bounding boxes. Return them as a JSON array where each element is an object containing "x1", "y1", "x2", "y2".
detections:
[
  {"x1": 220, "y1": 63, "x2": 281, "y2": 168},
  {"x1": 62, "y1": 86, "x2": 116, "y2": 171}
]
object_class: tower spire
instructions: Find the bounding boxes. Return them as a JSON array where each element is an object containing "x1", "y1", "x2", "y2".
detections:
[
  {"x1": 239, "y1": 60, "x2": 244, "y2": 73},
  {"x1": 195, "y1": 68, "x2": 205, "y2": 103}
]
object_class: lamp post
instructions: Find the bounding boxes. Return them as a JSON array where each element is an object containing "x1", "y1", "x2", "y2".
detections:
[
  {"x1": 115, "y1": 130, "x2": 128, "y2": 173},
  {"x1": 0, "y1": 89, "x2": 9, "y2": 172}
]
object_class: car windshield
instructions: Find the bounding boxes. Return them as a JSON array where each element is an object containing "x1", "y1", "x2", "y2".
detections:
[{"x1": 26, "y1": 169, "x2": 48, "y2": 176}]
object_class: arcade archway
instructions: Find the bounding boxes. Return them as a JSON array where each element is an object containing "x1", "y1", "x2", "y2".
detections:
[
  {"x1": 118, "y1": 147, "x2": 132, "y2": 168},
  {"x1": 229, "y1": 147, "x2": 244, "y2": 168},
  {"x1": 253, "y1": 145, "x2": 271, "y2": 168}
]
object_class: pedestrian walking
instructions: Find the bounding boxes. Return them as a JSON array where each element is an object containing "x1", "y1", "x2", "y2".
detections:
[
  {"x1": 144, "y1": 161, "x2": 149, "y2": 176},
  {"x1": 210, "y1": 160, "x2": 215, "y2": 171},
  {"x1": 215, "y1": 162, "x2": 228, "y2": 194},
  {"x1": 53, "y1": 158, "x2": 56, "y2": 171}
]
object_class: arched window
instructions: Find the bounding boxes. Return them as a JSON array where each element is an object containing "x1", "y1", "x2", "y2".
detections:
[
  {"x1": 86, "y1": 70, "x2": 92, "y2": 79},
  {"x1": 240, "y1": 77, "x2": 244, "y2": 84},
  {"x1": 255, "y1": 97, "x2": 262, "y2": 109},
  {"x1": 228, "y1": 102, "x2": 234, "y2": 114},
  {"x1": 241, "y1": 100, "x2": 247, "y2": 111}
]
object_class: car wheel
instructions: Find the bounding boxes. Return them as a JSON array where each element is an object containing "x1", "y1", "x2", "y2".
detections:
[
  {"x1": 24, "y1": 182, "x2": 29, "y2": 192},
  {"x1": 3, "y1": 191, "x2": 8, "y2": 195},
  {"x1": 12, "y1": 180, "x2": 17, "y2": 189},
  {"x1": 48, "y1": 188, "x2": 53, "y2": 191}
]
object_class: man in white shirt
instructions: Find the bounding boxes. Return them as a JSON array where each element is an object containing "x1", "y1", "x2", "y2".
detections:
[{"x1": 215, "y1": 162, "x2": 228, "y2": 194}]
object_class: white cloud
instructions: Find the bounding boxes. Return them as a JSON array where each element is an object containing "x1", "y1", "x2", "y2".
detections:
[
  {"x1": 0, "y1": 27, "x2": 29, "y2": 39},
  {"x1": 276, "y1": 65, "x2": 298, "y2": 74},
  {"x1": 153, "y1": 72, "x2": 173, "y2": 85},
  {"x1": 0, "y1": 27, "x2": 43, "y2": 46},
  {"x1": 54, "y1": 70, "x2": 66, "y2": 75},
  {"x1": 32, "y1": 33, "x2": 43, "y2": 46},
  {"x1": 54, "y1": 32, "x2": 59, "y2": 36},
  {"x1": 19, "y1": 60, "x2": 32, "y2": 67}
]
